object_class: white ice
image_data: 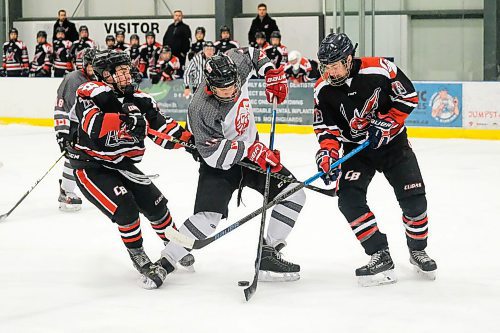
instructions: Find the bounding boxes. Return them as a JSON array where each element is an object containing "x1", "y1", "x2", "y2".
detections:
[{"x1": 1, "y1": 124, "x2": 499, "y2": 333}]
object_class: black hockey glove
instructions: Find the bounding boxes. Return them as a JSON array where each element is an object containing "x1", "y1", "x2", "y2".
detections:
[
  {"x1": 315, "y1": 148, "x2": 341, "y2": 186},
  {"x1": 119, "y1": 103, "x2": 147, "y2": 140},
  {"x1": 21, "y1": 68, "x2": 30, "y2": 77},
  {"x1": 186, "y1": 135, "x2": 201, "y2": 162},
  {"x1": 0, "y1": 68, "x2": 6, "y2": 77},
  {"x1": 56, "y1": 132, "x2": 71, "y2": 153},
  {"x1": 367, "y1": 116, "x2": 398, "y2": 149}
]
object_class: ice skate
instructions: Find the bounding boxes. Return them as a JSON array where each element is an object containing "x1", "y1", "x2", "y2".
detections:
[
  {"x1": 409, "y1": 249, "x2": 437, "y2": 280},
  {"x1": 356, "y1": 248, "x2": 397, "y2": 287},
  {"x1": 128, "y1": 247, "x2": 167, "y2": 289},
  {"x1": 258, "y1": 244, "x2": 300, "y2": 282},
  {"x1": 58, "y1": 180, "x2": 82, "y2": 212}
]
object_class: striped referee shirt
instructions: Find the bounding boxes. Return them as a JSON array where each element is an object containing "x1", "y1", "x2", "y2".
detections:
[{"x1": 183, "y1": 52, "x2": 207, "y2": 90}]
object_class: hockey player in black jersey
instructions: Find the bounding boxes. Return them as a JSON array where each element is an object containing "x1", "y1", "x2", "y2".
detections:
[
  {"x1": 29, "y1": 31, "x2": 52, "y2": 77},
  {"x1": 187, "y1": 26, "x2": 205, "y2": 61},
  {"x1": 69, "y1": 25, "x2": 95, "y2": 70},
  {"x1": 52, "y1": 27, "x2": 74, "y2": 77},
  {"x1": 69, "y1": 50, "x2": 196, "y2": 289},
  {"x1": 161, "y1": 49, "x2": 306, "y2": 282},
  {"x1": 115, "y1": 30, "x2": 129, "y2": 52},
  {"x1": 138, "y1": 31, "x2": 162, "y2": 78},
  {"x1": 313, "y1": 33, "x2": 437, "y2": 286},
  {"x1": 214, "y1": 25, "x2": 239, "y2": 54},
  {"x1": 105, "y1": 35, "x2": 116, "y2": 50},
  {"x1": 128, "y1": 34, "x2": 141, "y2": 68},
  {"x1": 2, "y1": 28, "x2": 29, "y2": 77}
]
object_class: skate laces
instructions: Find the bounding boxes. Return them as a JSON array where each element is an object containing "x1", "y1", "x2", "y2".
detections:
[
  {"x1": 66, "y1": 192, "x2": 80, "y2": 199},
  {"x1": 412, "y1": 250, "x2": 431, "y2": 263},
  {"x1": 275, "y1": 250, "x2": 293, "y2": 266},
  {"x1": 367, "y1": 251, "x2": 383, "y2": 268}
]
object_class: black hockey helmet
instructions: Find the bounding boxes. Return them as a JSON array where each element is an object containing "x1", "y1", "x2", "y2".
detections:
[
  {"x1": 145, "y1": 31, "x2": 156, "y2": 38},
  {"x1": 220, "y1": 25, "x2": 231, "y2": 34},
  {"x1": 55, "y1": 26, "x2": 66, "y2": 35},
  {"x1": 106, "y1": 35, "x2": 115, "y2": 42},
  {"x1": 270, "y1": 30, "x2": 281, "y2": 39},
  {"x1": 130, "y1": 34, "x2": 139, "y2": 41},
  {"x1": 93, "y1": 50, "x2": 131, "y2": 78},
  {"x1": 195, "y1": 26, "x2": 206, "y2": 35},
  {"x1": 79, "y1": 25, "x2": 89, "y2": 32},
  {"x1": 115, "y1": 30, "x2": 125, "y2": 37},
  {"x1": 204, "y1": 54, "x2": 240, "y2": 103},
  {"x1": 37, "y1": 30, "x2": 47, "y2": 39},
  {"x1": 82, "y1": 48, "x2": 97, "y2": 68},
  {"x1": 317, "y1": 32, "x2": 357, "y2": 86},
  {"x1": 203, "y1": 41, "x2": 215, "y2": 48},
  {"x1": 255, "y1": 31, "x2": 266, "y2": 40},
  {"x1": 9, "y1": 27, "x2": 18, "y2": 35}
]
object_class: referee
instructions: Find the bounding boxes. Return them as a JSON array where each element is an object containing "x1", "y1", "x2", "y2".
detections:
[{"x1": 183, "y1": 41, "x2": 216, "y2": 97}]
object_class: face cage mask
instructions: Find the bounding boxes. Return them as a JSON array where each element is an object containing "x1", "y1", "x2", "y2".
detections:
[
  {"x1": 211, "y1": 77, "x2": 241, "y2": 103},
  {"x1": 319, "y1": 58, "x2": 351, "y2": 86},
  {"x1": 107, "y1": 67, "x2": 133, "y2": 94}
]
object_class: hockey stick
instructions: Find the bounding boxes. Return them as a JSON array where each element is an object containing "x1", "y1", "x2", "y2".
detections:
[
  {"x1": 244, "y1": 98, "x2": 278, "y2": 301},
  {"x1": 0, "y1": 152, "x2": 65, "y2": 222},
  {"x1": 163, "y1": 140, "x2": 369, "y2": 251},
  {"x1": 163, "y1": 141, "x2": 369, "y2": 250},
  {"x1": 146, "y1": 128, "x2": 336, "y2": 197}
]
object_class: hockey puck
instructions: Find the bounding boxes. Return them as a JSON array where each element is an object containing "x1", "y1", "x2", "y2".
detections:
[{"x1": 238, "y1": 280, "x2": 250, "y2": 287}]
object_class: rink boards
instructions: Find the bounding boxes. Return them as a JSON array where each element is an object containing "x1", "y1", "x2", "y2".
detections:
[{"x1": 0, "y1": 78, "x2": 499, "y2": 140}]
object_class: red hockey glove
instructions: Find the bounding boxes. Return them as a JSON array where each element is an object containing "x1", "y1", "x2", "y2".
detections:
[
  {"x1": 247, "y1": 141, "x2": 283, "y2": 173},
  {"x1": 265, "y1": 66, "x2": 288, "y2": 104},
  {"x1": 315, "y1": 148, "x2": 341, "y2": 186},
  {"x1": 367, "y1": 115, "x2": 399, "y2": 149}
]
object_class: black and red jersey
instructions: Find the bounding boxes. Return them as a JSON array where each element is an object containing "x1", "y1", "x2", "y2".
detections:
[
  {"x1": 52, "y1": 39, "x2": 73, "y2": 70},
  {"x1": 129, "y1": 45, "x2": 141, "y2": 68},
  {"x1": 2, "y1": 39, "x2": 29, "y2": 72},
  {"x1": 284, "y1": 57, "x2": 313, "y2": 83},
  {"x1": 155, "y1": 55, "x2": 181, "y2": 81},
  {"x1": 72, "y1": 81, "x2": 190, "y2": 168},
  {"x1": 115, "y1": 42, "x2": 130, "y2": 52},
  {"x1": 214, "y1": 39, "x2": 239, "y2": 54},
  {"x1": 138, "y1": 42, "x2": 162, "y2": 76},
  {"x1": 70, "y1": 38, "x2": 95, "y2": 70},
  {"x1": 30, "y1": 42, "x2": 53, "y2": 74},
  {"x1": 265, "y1": 44, "x2": 288, "y2": 67},
  {"x1": 313, "y1": 57, "x2": 418, "y2": 154}
]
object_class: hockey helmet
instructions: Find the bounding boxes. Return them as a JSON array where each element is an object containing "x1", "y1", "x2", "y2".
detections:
[
  {"x1": 255, "y1": 31, "x2": 266, "y2": 40},
  {"x1": 115, "y1": 30, "x2": 125, "y2": 37},
  {"x1": 92, "y1": 50, "x2": 133, "y2": 93},
  {"x1": 220, "y1": 25, "x2": 231, "y2": 34},
  {"x1": 130, "y1": 34, "x2": 140, "y2": 42},
  {"x1": 83, "y1": 48, "x2": 97, "y2": 68},
  {"x1": 317, "y1": 33, "x2": 357, "y2": 86},
  {"x1": 195, "y1": 26, "x2": 206, "y2": 35},
  {"x1": 55, "y1": 27, "x2": 66, "y2": 35},
  {"x1": 37, "y1": 30, "x2": 47, "y2": 39},
  {"x1": 9, "y1": 27, "x2": 18, "y2": 35},
  {"x1": 145, "y1": 31, "x2": 156, "y2": 38},
  {"x1": 79, "y1": 25, "x2": 89, "y2": 32},
  {"x1": 204, "y1": 54, "x2": 240, "y2": 103},
  {"x1": 270, "y1": 31, "x2": 281, "y2": 39},
  {"x1": 106, "y1": 35, "x2": 115, "y2": 42}
]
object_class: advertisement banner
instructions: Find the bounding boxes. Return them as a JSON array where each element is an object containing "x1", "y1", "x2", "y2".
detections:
[
  {"x1": 462, "y1": 82, "x2": 500, "y2": 129},
  {"x1": 139, "y1": 80, "x2": 316, "y2": 125},
  {"x1": 407, "y1": 83, "x2": 463, "y2": 127}
]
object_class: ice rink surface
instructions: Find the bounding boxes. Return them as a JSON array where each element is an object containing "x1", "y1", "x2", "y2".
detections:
[{"x1": 1, "y1": 124, "x2": 499, "y2": 333}]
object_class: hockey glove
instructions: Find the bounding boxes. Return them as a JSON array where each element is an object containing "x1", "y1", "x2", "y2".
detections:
[
  {"x1": 367, "y1": 116, "x2": 398, "y2": 149},
  {"x1": 0, "y1": 68, "x2": 6, "y2": 77},
  {"x1": 315, "y1": 149, "x2": 341, "y2": 186},
  {"x1": 247, "y1": 141, "x2": 282, "y2": 173},
  {"x1": 21, "y1": 68, "x2": 30, "y2": 77},
  {"x1": 185, "y1": 135, "x2": 201, "y2": 162},
  {"x1": 56, "y1": 132, "x2": 71, "y2": 153},
  {"x1": 119, "y1": 103, "x2": 147, "y2": 140},
  {"x1": 265, "y1": 65, "x2": 288, "y2": 104}
]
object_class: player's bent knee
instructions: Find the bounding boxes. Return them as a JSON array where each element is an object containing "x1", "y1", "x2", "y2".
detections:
[
  {"x1": 113, "y1": 204, "x2": 140, "y2": 226},
  {"x1": 399, "y1": 194, "x2": 427, "y2": 217},
  {"x1": 338, "y1": 188, "x2": 368, "y2": 217}
]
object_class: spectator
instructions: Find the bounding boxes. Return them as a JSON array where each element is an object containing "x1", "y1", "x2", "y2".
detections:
[
  {"x1": 52, "y1": 27, "x2": 74, "y2": 77},
  {"x1": 248, "y1": 3, "x2": 279, "y2": 46},
  {"x1": 187, "y1": 26, "x2": 206, "y2": 61},
  {"x1": 162, "y1": 10, "x2": 191, "y2": 69},
  {"x1": 2, "y1": 28, "x2": 29, "y2": 77},
  {"x1": 184, "y1": 41, "x2": 216, "y2": 97},
  {"x1": 284, "y1": 50, "x2": 315, "y2": 83},
  {"x1": 265, "y1": 31, "x2": 288, "y2": 67},
  {"x1": 52, "y1": 9, "x2": 78, "y2": 42},
  {"x1": 214, "y1": 25, "x2": 239, "y2": 54},
  {"x1": 29, "y1": 30, "x2": 53, "y2": 77}
]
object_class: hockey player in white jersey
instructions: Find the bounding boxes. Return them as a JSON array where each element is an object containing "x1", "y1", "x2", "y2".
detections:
[
  {"x1": 54, "y1": 48, "x2": 96, "y2": 211},
  {"x1": 161, "y1": 48, "x2": 306, "y2": 281}
]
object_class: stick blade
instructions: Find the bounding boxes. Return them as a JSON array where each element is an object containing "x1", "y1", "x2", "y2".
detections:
[
  {"x1": 163, "y1": 227, "x2": 195, "y2": 249},
  {"x1": 244, "y1": 282, "x2": 257, "y2": 301},
  {"x1": 0, "y1": 213, "x2": 8, "y2": 222}
]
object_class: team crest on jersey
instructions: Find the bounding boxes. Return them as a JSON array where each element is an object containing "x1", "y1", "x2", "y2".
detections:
[
  {"x1": 235, "y1": 98, "x2": 251, "y2": 135},
  {"x1": 106, "y1": 130, "x2": 138, "y2": 147},
  {"x1": 348, "y1": 88, "x2": 381, "y2": 136}
]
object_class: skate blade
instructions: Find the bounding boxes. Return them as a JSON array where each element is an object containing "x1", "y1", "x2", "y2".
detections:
[
  {"x1": 357, "y1": 269, "x2": 397, "y2": 287},
  {"x1": 412, "y1": 265, "x2": 437, "y2": 280},
  {"x1": 258, "y1": 270, "x2": 300, "y2": 282},
  {"x1": 59, "y1": 203, "x2": 82, "y2": 212}
]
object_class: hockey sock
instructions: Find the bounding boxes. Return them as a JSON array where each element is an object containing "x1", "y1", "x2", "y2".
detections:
[
  {"x1": 150, "y1": 209, "x2": 175, "y2": 241},
  {"x1": 266, "y1": 183, "x2": 305, "y2": 246},
  {"x1": 61, "y1": 159, "x2": 77, "y2": 193},
  {"x1": 118, "y1": 219, "x2": 143, "y2": 249},
  {"x1": 403, "y1": 212, "x2": 428, "y2": 250}
]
